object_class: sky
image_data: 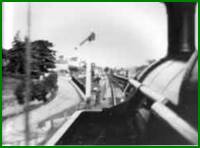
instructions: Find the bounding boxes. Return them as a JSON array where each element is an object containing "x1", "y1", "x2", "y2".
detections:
[{"x1": 2, "y1": 2, "x2": 198, "y2": 68}]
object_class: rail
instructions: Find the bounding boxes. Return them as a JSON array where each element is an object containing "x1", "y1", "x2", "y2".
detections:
[
  {"x1": 69, "y1": 78, "x2": 86, "y2": 101},
  {"x1": 107, "y1": 75, "x2": 117, "y2": 106},
  {"x1": 71, "y1": 76, "x2": 86, "y2": 94},
  {"x1": 112, "y1": 74, "x2": 198, "y2": 145}
]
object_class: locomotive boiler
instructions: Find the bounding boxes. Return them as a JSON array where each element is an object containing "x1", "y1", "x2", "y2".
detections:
[{"x1": 46, "y1": 2, "x2": 198, "y2": 145}]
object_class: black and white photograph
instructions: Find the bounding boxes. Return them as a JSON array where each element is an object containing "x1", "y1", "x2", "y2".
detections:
[{"x1": 2, "y1": 2, "x2": 198, "y2": 145}]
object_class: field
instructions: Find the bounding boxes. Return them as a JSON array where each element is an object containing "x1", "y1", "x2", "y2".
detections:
[{"x1": 2, "y1": 76, "x2": 43, "y2": 119}]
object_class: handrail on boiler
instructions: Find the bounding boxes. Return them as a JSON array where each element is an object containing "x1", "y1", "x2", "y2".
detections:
[{"x1": 112, "y1": 74, "x2": 198, "y2": 145}]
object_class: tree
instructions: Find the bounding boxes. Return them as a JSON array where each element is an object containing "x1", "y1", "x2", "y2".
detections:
[
  {"x1": 31, "y1": 40, "x2": 56, "y2": 77},
  {"x1": 6, "y1": 34, "x2": 56, "y2": 78},
  {"x1": 7, "y1": 37, "x2": 26, "y2": 73}
]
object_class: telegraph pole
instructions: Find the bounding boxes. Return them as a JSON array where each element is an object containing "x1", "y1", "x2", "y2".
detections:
[{"x1": 25, "y1": 3, "x2": 31, "y2": 145}]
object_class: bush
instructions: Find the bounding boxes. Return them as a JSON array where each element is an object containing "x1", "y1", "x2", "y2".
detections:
[
  {"x1": 43, "y1": 71, "x2": 58, "y2": 91},
  {"x1": 15, "y1": 81, "x2": 26, "y2": 104},
  {"x1": 15, "y1": 72, "x2": 58, "y2": 104},
  {"x1": 15, "y1": 81, "x2": 34, "y2": 104},
  {"x1": 32, "y1": 82, "x2": 48, "y2": 102}
]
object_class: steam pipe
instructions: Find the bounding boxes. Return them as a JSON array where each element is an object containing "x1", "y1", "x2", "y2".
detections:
[{"x1": 165, "y1": 2, "x2": 196, "y2": 56}]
